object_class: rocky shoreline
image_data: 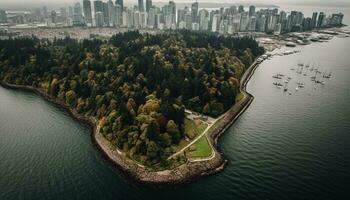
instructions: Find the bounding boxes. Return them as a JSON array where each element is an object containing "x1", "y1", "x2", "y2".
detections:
[{"x1": 0, "y1": 60, "x2": 260, "y2": 184}]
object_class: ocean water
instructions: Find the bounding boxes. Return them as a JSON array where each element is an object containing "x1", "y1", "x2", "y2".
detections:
[{"x1": 1, "y1": 5, "x2": 350, "y2": 200}]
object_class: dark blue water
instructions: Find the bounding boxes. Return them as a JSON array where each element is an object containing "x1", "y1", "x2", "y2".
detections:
[{"x1": 1, "y1": 7, "x2": 350, "y2": 200}]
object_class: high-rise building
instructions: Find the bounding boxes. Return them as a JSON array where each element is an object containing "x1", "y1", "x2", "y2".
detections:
[
  {"x1": 146, "y1": 0, "x2": 152, "y2": 13},
  {"x1": 233, "y1": 14, "x2": 241, "y2": 32},
  {"x1": 191, "y1": 2, "x2": 199, "y2": 23},
  {"x1": 248, "y1": 16, "x2": 256, "y2": 31},
  {"x1": 83, "y1": 0, "x2": 93, "y2": 25},
  {"x1": 249, "y1": 5, "x2": 255, "y2": 17},
  {"x1": 115, "y1": 0, "x2": 124, "y2": 10},
  {"x1": 51, "y1": 10, "x2": 57, "y2": 24},
  {"x1": 140, "y1": 12, "x2": 147, "y2": 28},
  {"x1": 256, "y1": 15, "x2": 266, "y2": 32},
  {"x1": 115, "y1": 4, "x2": 122, "y2": 26},
  {"x1": 177, "y1": 9, "x2": 186, "y2": 24},
  {"x1": 122, "y1": 10, "x2": 127, "y2": 27},
  {"x1": 330, "y1": 13, "x2": 344, "y2": 26},
  {"x1": 211, "y1": 14, "x2": 220, "y2": 32},
  {"x1": 60, "y1": 7, "x2": 67, "y2": 21},
  {"x1": 238, "y1": 5, "x2": 244, "y2": 13},
  {"x1": 94, "y1": 0, "x2": 103, "y2": 13},
  {"x1": 229, "y1": 6, "x2": 237, "y2": 15},
  {"x1": 311, "y1": 12, "x2": 318, "y2": 29},
  {"x1": 138, "y1": 0, "x2": 144, "y2": 12},
  {"x1": 107, "y1": 0, "x2": 115, "y2": 26},
  {"x1": 102, "y1": 2, "x2": 110, "y2": 26},
  {"x1": 279, "y1": 11, "x2": 287, "y2": 23},
  {"x1": 266, "y1": 13, "x2": 278, "y2": 32},
  {"x1": 302, "y1": 17, "x2": 312, "y2": 31},
  {"x1": 199, "y1": 9, "x2": 209, "y2": 31},
  {"x1": 43, "y1": 6, "x2": 48, "y2": 19},
  {"x1": 317, "y1": 12, "x2": 325, "y2": 28},
  {"x1": 73, "y1": 2, "x2": 84, "y2": 25},
  {"x1": 148, "y1": 7, "x2": 156, "y2": 28},
  {"x1": 95, "y1": 11, "x2": 104, "y2": 26},
  {"x1": 240, "y1": 12, "x2": 249, "y2": 31},
  {"x1": 169, "y1": 1, "x2": 176, "y2": 24},
  {"x1": 134, "y1": 11, "x2": 140, "y2": 28},
  {"x1": 68, "y1": 6, "x2": 74, "y2": 18},
  {"x1": 185, "y1": 13, "x2": 192, "y2": 29},
  {"x1": 274, "y1": 23, "x2": 282, "y2": 34},
  {"x1": 0, "y1": 10, "x2": 7, "y2": 23},
  {"x1": 126, "y1": 8, "x2": 134, "y2": 28}
]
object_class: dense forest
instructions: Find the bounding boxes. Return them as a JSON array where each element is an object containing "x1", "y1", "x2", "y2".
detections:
[{"x1": 0, "y1": 30, "x2": 264, "y2": 166}]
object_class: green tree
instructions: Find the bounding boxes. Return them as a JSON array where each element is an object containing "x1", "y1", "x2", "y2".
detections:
[{"x1": 65, "y1": 90, "x2": 77, "y2": 107}]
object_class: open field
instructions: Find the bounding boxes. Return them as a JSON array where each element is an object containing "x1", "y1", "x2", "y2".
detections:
[{"x1": 185, "y1": 135, "x2": 212, "y2": 158}]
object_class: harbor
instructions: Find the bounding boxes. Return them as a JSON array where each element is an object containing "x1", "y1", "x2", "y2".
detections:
[{"x1": 271, "y1": 61, "x2": 333, "y2": 96}]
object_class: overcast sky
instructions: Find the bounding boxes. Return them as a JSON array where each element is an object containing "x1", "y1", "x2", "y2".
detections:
[
  {"x1": 1, "y1": 0, "x2": 350, "y2": 4},
  {"x1": 2, "y1": 0, "x2": 349, "y2": 2}
]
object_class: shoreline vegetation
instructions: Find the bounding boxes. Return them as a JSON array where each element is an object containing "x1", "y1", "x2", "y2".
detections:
[{"x1": 0, "y1": 30, "x2": 264, "y2": 184}]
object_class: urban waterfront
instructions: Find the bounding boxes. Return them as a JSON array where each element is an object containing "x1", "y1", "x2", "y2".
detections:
[
  {"x1": 1, "y1": 9, "x2": 350, "y2": 200},
  {"x1": 0, "y1": 0, "x2": 345, "y2": 36}
]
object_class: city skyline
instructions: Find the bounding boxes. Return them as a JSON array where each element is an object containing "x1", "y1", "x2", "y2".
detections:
[
  {"x1": 1, "y1": 0, "x2": 350, "y2": 9},
  {"x1": 0, "y1": 0, "x2": 345, "y2": 36}
]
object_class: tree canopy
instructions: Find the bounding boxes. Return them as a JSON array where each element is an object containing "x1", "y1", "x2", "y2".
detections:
[{"x1": 0, "y1": 30, "x2": 264, "y2": 166}]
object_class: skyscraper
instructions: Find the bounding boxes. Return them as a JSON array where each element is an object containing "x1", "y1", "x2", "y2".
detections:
[
  {"x1": 191, "y1": 2, "x2": 199, "y2": 23},
  {"x1": 73, "y1": 2, "x2": 84, "y2": 25},
  {"x1": 248, "y1": 16, "x2": 256, "y2": 31},
  {"x1": 51, "y1": 10, "x2": 57, "y2": 24},
  {"x1": 60, "y1": 7, "x2": 67, "y2": 20},
  {"x1": 83, "y1": 0, "x2": 93, "y2": 25},
  {"x1": 146, "y1": 0, "x2": 152, "y2": 13},
  {"x1": 95, "y1": 11, "x2": 104, "y2": 26},
  {"x1": 43, "y1": 6, "x2": 48, "y2": 19},
  {"x1": 256, "y1": 15, "x2": 266, "y2": 32},
  {"x1": 330, "y1": 13, "x2": 344, "y2": 26},
  {"x1": 169, "y1": 1, "x2": 176, "y2": 24},
  {"x1": 311, "y1": 12, "x2": 318, "y2": 29},
  {"x1": 0, "y1": 10, "x2": 7, "y2": 23},
  {"x1": 240, "y1": 12, "x2": 249, "y2": 31},
  {"x1": 68, "y1": 6, "x2": 74, "y2": 18},
  {"x1": 211, "y1": 14, "x2": 220, "y2": 32},
  {"x1": 138, "y1": 0, "x2": 144, "y2": 12},
  {"x1": 249, "y1": 5, "x2": 255, "y2": 17},
  {"x1": 94, "y1": 0, "x2": 103, "y2": 13},
  {"x1": 107, "y1": 0, "x2": 115, "y2": 26},
  {"x1": 148, "y1": 7, "x2": 156, "y2": 28},
  {"x1": 177, "y1": 9, "x2": 186, "y2": 24},
  {"x1": 115, "y1": 4, "x2": 122, "y2": 26},
  {"x1": 317, "y1": 12, "x2": 325, "y2": 28},
  {"x1": 102, "y1": 2, "x2": 110, "y2": 26},
  {"x1": 238, "y1": 5, "x2": 244, "y2": 13},
  {"x1": 115, "y1": 0, "x2": 123, "y2": 10}
]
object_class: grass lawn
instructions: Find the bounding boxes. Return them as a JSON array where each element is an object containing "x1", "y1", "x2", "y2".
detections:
[
  {"x1": 186, "y1": 135, "x2": 212, "y2": 158},
  {"x1": 171, "y1": 118, "x2": 209, "y2": 155},
  {"x1": 236, "y1": 92, "x2": 245, "y2": 103},
  {"x1": 184, "y1": 118, "x2": 208, "y2": 139}
]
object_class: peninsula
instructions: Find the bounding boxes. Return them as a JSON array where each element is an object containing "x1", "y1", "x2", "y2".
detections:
[{"x1": 0, "y1": 30, "x2": 264, "y2": 183}]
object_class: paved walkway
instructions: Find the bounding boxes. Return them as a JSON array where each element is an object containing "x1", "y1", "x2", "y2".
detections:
[{"x1": 167, "y1": 113, "x2": 225, "y2": 160}]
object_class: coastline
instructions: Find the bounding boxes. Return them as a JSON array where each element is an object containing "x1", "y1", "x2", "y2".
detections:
[{"x1": 0, "y1": 60, "x2": 260, "y2": 184}]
